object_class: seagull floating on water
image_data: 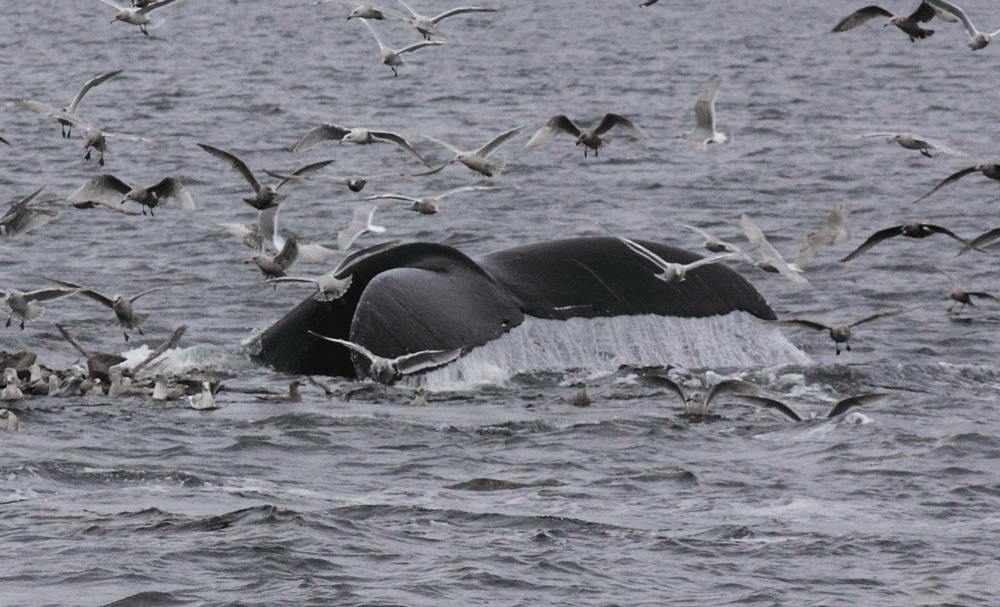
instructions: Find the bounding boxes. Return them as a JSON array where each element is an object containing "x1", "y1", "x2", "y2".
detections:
[
  {"x1": 422, "y1": 124, "x2": 529, "y2": 177},
  {"x1": 0, "y1": 408, "x2": 19, "y2": 431},
  {"x1": 925, "y1": 0, "x2": 1000, "y2": 49},
  {"x1": 840, "y1": 222, "x2": 982, "y2": 261},
  {"x1": 67, "y1": 174, "x2": 194, "y2": 216},
  {"x1": 394, "y1": 0, "x2": 497, "y2": 39},
  {"x1": 198, "y1": 143, "x2": 333, "y2": 210},
  {"x1": 769, "y1": 309, "x2": 910, "y2": 354},
  {"x1": 831, "y1": 1, "x2": 943, "y2": 41},
  {"x1": 525, "y1": 114, "x2": 650, "y2": 157},
  {"x1": 679, "y1": 76, "x2": 731, "y2": 151},
  {"x1": 795, "y1": 202, "x2": 852, "y2": 266},
  {"x1": 309, "y1": 332, "x2": 463, "y2": 384},
  {"x1": 912, "y1": 162, "x2": 1000, "y2": 203},
  {"x1": 289, "y1": 123, "x2": 428, "y2": 165},
  {"x1": 359, "y1": 19, "x2": 444, "y2": 76},
  {"x1": 642, "y1": 374, "x2": 761, "y2": 416},
  {"x1": 98, "y1": 0, "x2": 184, "y2": 35}
]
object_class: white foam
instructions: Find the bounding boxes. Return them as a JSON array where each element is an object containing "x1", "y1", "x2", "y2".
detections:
[{"x1": 415, "y1": 312, "x2": 809, "y2": 390}]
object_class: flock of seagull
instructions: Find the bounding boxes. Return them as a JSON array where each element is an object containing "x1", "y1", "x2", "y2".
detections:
[{"x1": 2, "y1": 0, "x2": 1000, "y2": 426}]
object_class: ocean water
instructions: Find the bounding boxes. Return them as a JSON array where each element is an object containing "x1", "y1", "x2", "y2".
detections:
[{"x1": 3, "y1": 0, "x2": 1000, "y2": 605}]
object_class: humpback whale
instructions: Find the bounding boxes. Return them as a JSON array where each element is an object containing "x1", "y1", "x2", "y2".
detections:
[{"x1": 252, "y1": 237, "x2": 778, "y2": 378}]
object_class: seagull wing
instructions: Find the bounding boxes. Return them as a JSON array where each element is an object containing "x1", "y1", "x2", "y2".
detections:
[
  {"x1": 98, "y1": 0, "x2": 128, "y2": 10},
  {"x1": 436, "y1": 185, "x2": 491, "y2": 199},
  {"x1": 613, "y1": 234, "x2": 671, "y2": 276},
  {"x1": 831, "y1": 6, "x2": 895, "y2": 32},
  {"x1": 273, "y1": 159, "x2": 336, "y2": 189},
  {"x1": 694, "y1": 77, "x2": 721, "y2": 132},
  {"x1": 10, "y1": 187, "x2": 46, "y2": 208},
  {"x1": 23, "y1": 287, "x2": 80, "y2": 304},
  {"x1": 197, "y1": 143, "x2": 263, "y2": 194},
  {"x1": 839, "y1": 225, "x2": 905, "y2": 262},
  {"x1": 143, "y1": 0, "x2": 183, "y2": 13},
  {"x1": 737, "y1": 394, "x2": 803, "y2": 422},
  {"x1": 15, "y1": 100, "x2": 91, "y2": 129},
  {"x1": 68, "y1": 70, "x2": 123, "y2": 114},
  {"x1": 430, "y1": 7, "x2": 498, "y2": 24},
  {"x1": 824, "y1": 393, "x2": 892, "y2": 419},
  {"x1": 594, "y1": 113, "x2": 649, "y2": 139},
  {"x1": 846, "y1": 308, "x2": 907, "y2": 328},
  {"x1": 968, "y1": 291, "x2": 1000, "y2": 304},
  {"x1": 525, "y1": 115, "x2": 579, "y2": 148},
  {"x1": 308, "y1": 333, "x2": 378, "y2": 364},
  {"x1": 272, "y1": 237, "x2": 301, "y2": 269},
  {"x1": 396, "y1": 40, "x2": 446, "y2": 55},
  {"x1": 45, "y1": 277, "x2": 115, "y2": 308},
  {"x1": 958, "y1": 227, "x2": 1000, "y2": 256},
  {"x1": 925, "y1": 224, "x2": 979, "y2": 250},
  {"x1": 129, "y1": 285, "x2": 174, "y2": 303},
  {"x1": 640, "y1": 374, "x2": 686, "y2": 405},
  {"x1": 394, "y1": 0, "x2": 419, "y2": 18},
  {"x1": 149, "y1": 178, "x2": 195, "y2": 211},
  {"x1": 909, "y1": 1, "x2": 937, "y2": 23},
  {"x1": 70, "y1": 198, "x2": 142, "y2": 216},
  {"x1": 291, "y1": 123, "x2": 351, "y2": 152},
  {"x1": 369, "y1": 130, "x2": 429, "y2": 165},
  {"x1": 703, "y1": 379, "x2": 760, "y2": 406},
  {"x1": 769, "y1": 318, "x2": 834, "y2": 332},
  {"x1": 913, "y1": 165, "x2": 979, "y2": 203},
  {"x1": 392, "y1": 347, "x2": 464, "y2": 374},
  {"x1": 67, "y1": 175, "x2": 134, "y2": 203},
  {"x1": 924, "y1": 0, "x2": 979, "y2": 36},
  {"x1": 421, "y1": 133, "x2": 464, "y2": 155},
  {"x1": 476, "y1": 124, "x2": 530, "y2": 156}
]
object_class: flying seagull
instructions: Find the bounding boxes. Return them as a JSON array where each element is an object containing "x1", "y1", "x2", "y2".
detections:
[
  {"x1": 840, "y1": 222, "x2": 982, "y2": 261},
  {"x1": 309, "y1": 332, "x2": 463, "y2": 384},
  {"x1": 925, "y1": 0, "x2": 1000, "y2": 49},
  {"x1": 2, "y1": 287, "x2": 78, "y2": 329},
  {"x1": 338, "y1": 203, "x2": 387, "y2": 249},
  {"x1": 769, "y1": 309, "x2": 910, "y2": 354},
  {"x1": 359, "y1": 18, "x2": 444, "y2": 76},
  {"x1": 611, "y1": 233, "x2": 741, "y2": 283},
  {"x1": 15, "y1": 99, "x2": 148, "y2": 166},
  {"x1": 680, "y1": 224, "x2": 741, "y2": 254},
  {"x1": 678, "y1": 76, "x2": 731, "y2": 151},
  {"x1": 831, "y1": 1, "x2": 940, "y2": 41},
  {"x1": 363, "y1": 184, "x2": 490, "y2": 215},
  {"x1": 67, "y1": 174, "x2": 194, "y2": 215},
  {"x1": 525, "y1": 114, "x2": 650, "y2": 157},
  {"x1": 1, "y1": 188, "x2": 61, "y2": 238},
  {"x1": 933, "y1": 266, "x2": 1000, "y2": 313},
  {"x1": 740, "y1": 214, "x2": 808, "y2": 284},
  {"x1": 795, "y1": 202, "x2": 851, "y2": 266},
  {"x1": 845, "y1": 132, "x2": 967, "y2": 157},
  {"x1": 394, "y1": 0, "x2": 497, "y2": 39},
  {"x1": 289, "y1": 123, "x2": 428, "y2": 165},
  {"x1": 913, "y1": 162, "x2": 1000, "y2": 203},
  {"x1": 97, "y1": 0, "x2": 184, "y2": 35},
  {"x1": 422, "y1": 124, "x2": 529, "y2": 177},
  {"x1": 46, "y1": 277, "x2": 177, "y2": 341},
  {"x1": 15, "y1": 70, "x2": 122, "y2": 138},
  {"x1": 198, "y1": 143, "x2": 333, "y2": 210}
]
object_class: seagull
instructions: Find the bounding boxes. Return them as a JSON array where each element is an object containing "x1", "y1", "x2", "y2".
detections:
[
  {"x1": 740, "y1": 214, "x2": 808, "y2": 284},
  {"x1": 289, "y1": 123, "x2": 429, "y2": 165},
  {"x1": 394, "y1": 0, "x2": 497, "y2": 39},
  {"x1": 924, "y1": 0, "x2": 1000, "y2": 49},
  {"x1": 831, "y1": 1, "x2": 939, "y2": 41},
  {"x1": 188, "y1": 381, "x2": 220, "y2": 410},
  {"x1": 795, "y1": 202, "x2": 852, "y2": 266},
  {"x1": 197, "y1": 143, "x2": 333, "y2": 210},
  {"x1": 359, "y1": 19, "x2": 444, "y2": 76},
  {"x1": 1, "y1": 372, "x2": 23, "y2": 402},
  {"x1": 845, "y1": 132, "x2": 967, "y2": 157},
  {"x1": 769, "y1": 309, "x2": 910, "y2": 354},
  {"x1": 2, "y1": 287, "x2": 78, "y2": 329},
  {"x1": 343, "y1": 2, "x2": 404, "y2": 20},
  {"x1": 0, "y1": 408, "x2": 19, "y2": 431},
  {"x1": 525, "y1": 114, "x2": 650, "y2": 157},
  {"x1": 338, "y1": 203, "x2": 387, "y2": 249},
  {"x1": 933, "y1": 266, "x2": 1000, "y2": 313},
  {"x1": 265, "y1": 164, "x2": 444, "y2": 193},
  {"x1": 738, "y1": 392, "x2": 894, "y2": 422},
  {"x1": 248, "y1": 235, "x2": 303, "y2": 279},
  {"x1": 66, "y1": 174, "x2": 194, "y2": 216},
  {"x1": 611, "y1": 233, "x2": 741, "y2": 283},
  {"x1": 840, "y1": 222, "x2": 982, "y2": 261},
  {"x1": 422, "y1": 124, "x2": 529, "y2": 177},
  {"x1": 219, "y1": 205, "x2": 336, "y2": 263},
  {"x1": 308, "y1": 332, "x2": 463, "y2": 384},
  {"x1": 570, "y1": 382, "x2": 593, "y2": 407},
  {"x1": 266, "y1": 272, "x2": 353, "y2": 301},
  {"x1": 680, "y1": 224, "x2": 741, "y2": 253},
  {"x1": 641, "y1": 374, "x2": 761, "y2": 416},
  {"x1": 55, "y1": 323, "x2": 127, "y2": 383},
  {"x1": 97, "y1": 0, "x2": 184, "y2": 35},
  {"x1": 44, "y1": 277, "x2": 176, "y2": 341},
  {"x1": 1, "y1": 187, "x2": 61, "y2": 238},
  {"x1": 69, "y1": 198, "x2": 142, "y2": 216},
  {"x1": 678, "y1": 76, "x2": 731, "y2": 151},
  {"x1": 15, "y1": 70, "x2": 122, "y2": 138},
  {"x1": 254, "y1": 380, "x2": 303, "y2": 403},
  {"x1": 364, "y1": 184, "x2": 491, "y2": 215},
  {"x1": 913, "y1": 162, "x2": 1000, "y2": 203},
  {"x1": 14, "y1": 100, "x2": 148, "y2": 166}
]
